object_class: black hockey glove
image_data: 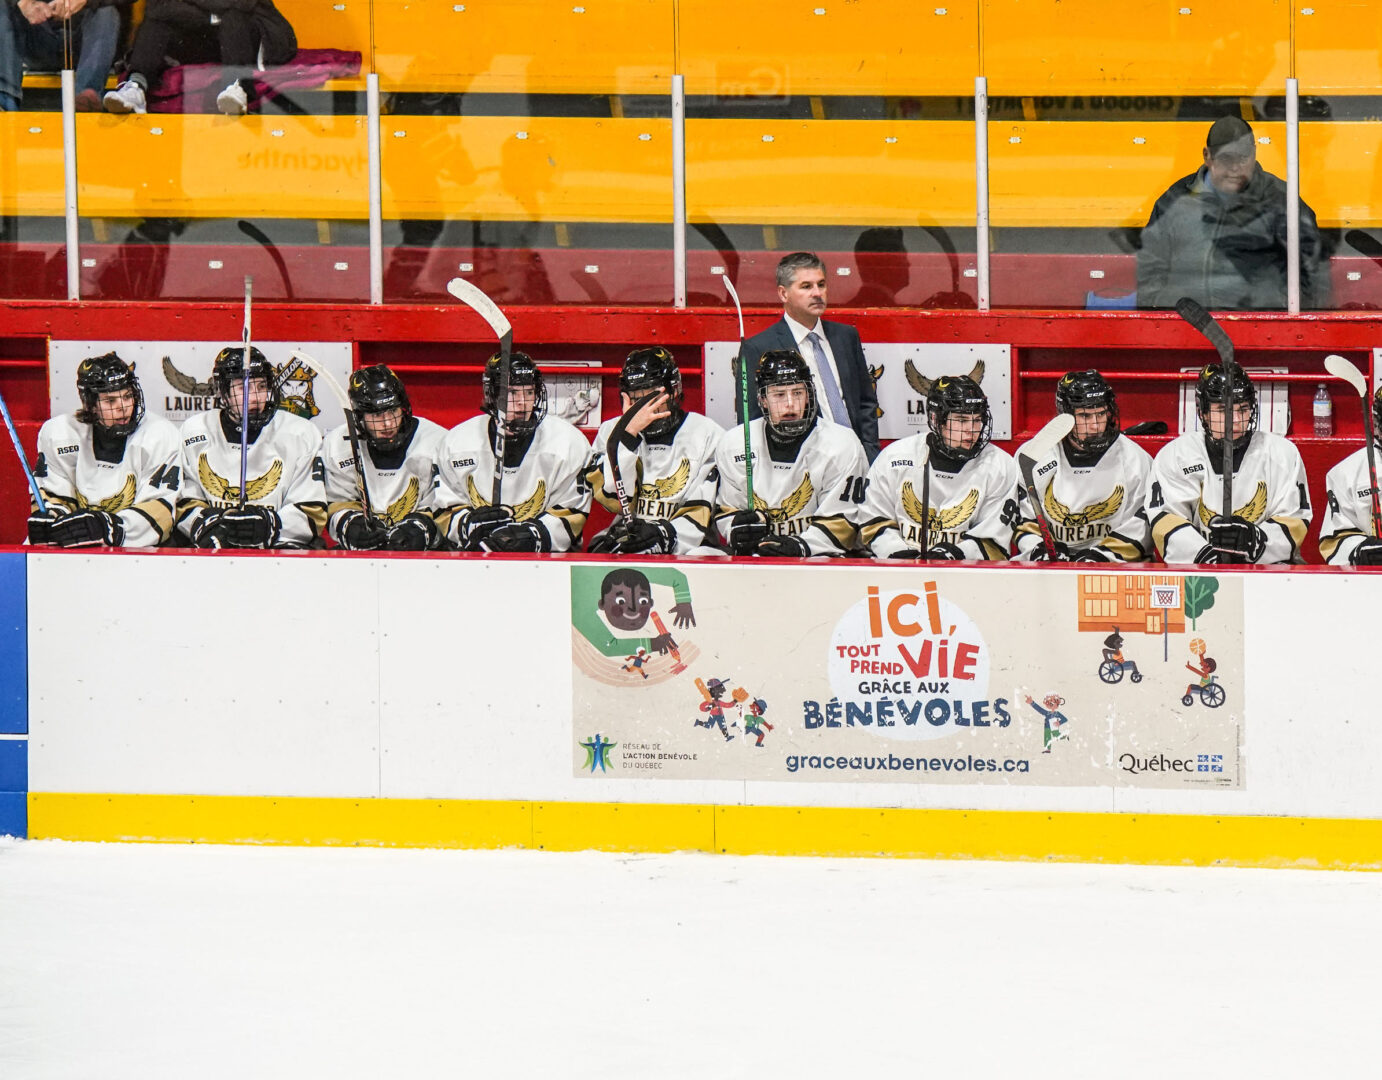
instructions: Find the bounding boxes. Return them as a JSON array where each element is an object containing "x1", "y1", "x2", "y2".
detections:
[
  {"x1": 456, "y1": 505, "x2": 513, "y2": 550},
  {"x1": 386, "y1": 513, "x2": 438, "y2": 552},
  {"x1": 27, "y1": 508, "x2": 61, "y2": 545},
  {"x1": 610, "y1": 518, "x2": 677, "y2": 556},
  {"x1": 586, "y1": 524, "x2": 622, "y2": 554},
  {"x1": 480, "y1": 520, "x2": 552, "y2": 553},
  {"x1": 725, "y1": 510, "x2": 770, "y2": 555},
  {"x1": 1028, "y1": 540, "x2": 1070, "y2": 562},
  {"x1": 1350, "y1": 537, "x2": 1382, "y2": 566},
  {"x1": 886, "y1": 548, "x2": 922, "y2": 559},
  {"x1": 49, "y1": 509, "x2": 125, "y2": 548},
  {"x1": 1073, "y1": 547, "x2": 1114, "y2": 563},
  {"x1": 922, "y1": 542, "x2": 965, "y2": 561},
  {"x1": 197, "y1": 505, "x2": 280, "y2": 549},
  {"x1": 1207, "y1": 515, "x2": 1267, "y2": 563},
  {"x1": 756, "y1": 533, "x2": 810, "y2": 558},
  {"x1": 338, "y1": 510, "x2": 388, "y2": 551}
]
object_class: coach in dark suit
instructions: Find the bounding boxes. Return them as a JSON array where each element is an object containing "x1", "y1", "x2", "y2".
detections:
[{"x1": 735, "y1": 252, "x2": 880, "y2": 461}]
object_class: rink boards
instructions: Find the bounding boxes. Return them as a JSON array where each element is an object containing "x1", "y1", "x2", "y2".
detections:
[{"x1": 11, "y1": 550, "x2": 1382, "y2": 870}]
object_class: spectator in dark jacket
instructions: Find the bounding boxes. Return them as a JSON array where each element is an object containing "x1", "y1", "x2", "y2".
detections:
[
  {"x1": 1, "y1": 0, "x2": 129, "y2": 110},
  {"x1": 103, "y1": 0, "x2": 294, "y2": 116},
  {"x1": 1137, "y1": 115, "x2": 1329, "y2": 311}
]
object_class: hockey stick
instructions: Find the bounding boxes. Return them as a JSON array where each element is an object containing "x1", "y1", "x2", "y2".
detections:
[
  {"x1": 238, "y1": 276, "x2": 253, "y2": 510},
  {"x1": 606, "y1": 398, "x2": 641, "y2": 522},
  {"x1": 1324, "y1": 353, "x2": 1381, "y2": 537},
  {"x1": 722, "y1": 274, "x2": 754, "y2": 505},
  {"x1": 287, "y1": 349, "x2": 373, "y2": 519},
  {"x1": 237, "y1": 220, "x2": 295, "y2": 301},
  {"x1": 0, "y1": 386, "x2": 46, "y2": 514},
  {"x1": 446, "y1": 277, "x2": 513, "y2": 506},
  {"x1": 1175, "y1": 296, "x2": 1237, "y2": 563},
  {"x1": 1015, "y1": 413, "x2": 1076, "y2": 560},
  {"x1": 918, "y1": 438, "x2": 931, "y2": 557}
]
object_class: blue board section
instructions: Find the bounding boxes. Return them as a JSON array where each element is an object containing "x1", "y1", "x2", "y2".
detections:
[
  {"x1": 0, "y1": 552, "x2": 25, "y2": 734},
  {"x1": 0, "y1": 740, "x2": 25, "y2": 837}
]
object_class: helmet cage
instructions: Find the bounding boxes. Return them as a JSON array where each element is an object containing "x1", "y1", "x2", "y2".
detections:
[
  {"x1": 349, "y1": 365, "x2": 414, "y2": 452},
  {"x1": 620, "y1": 347, "x2": 685, "y2": 438},
  {"x1": 1194, "y1": 362, "x2": 1258, "y2": 456},
  {"x1": 756, "y1": 349, "x2": 818, "y2": 441},
  {"x1": 1055, "y1": 370, "x2": 1120, "y2": 455},
  {"x1": 76, "y1": 352, "x2": 145, "y2": 437},
  {"x1": 212, "y1": 346, "x2": 279, "y2": 437},
  {"x1": 926, "y1": 375, "x2": 992, "y2": 463},
  {"x1": 483, "y1": 351, "x2": 547, "y2": 437}
]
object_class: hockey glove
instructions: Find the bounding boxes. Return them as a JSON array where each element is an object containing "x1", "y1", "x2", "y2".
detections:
[
  {"x1": 455, "y1": 505, "x2": 513, "y2": 550},
  {"x1": 1350, "y1": 537, "x2": 1382, "y2": 566},
  {"x1": 386, "y1": 513, "x2": 438, "y2": 552},
  {"x1": 586, "y1": 525, "x2": 622, "y2": 554},
  {"x1": 214, "y1": 505, "x2": 281, "y2": 549},
  {"x1": 49, "y1": 509, "x2": 125, "y2": 548},
  {"x1": 922, "y1": 542, "x2": 965, "y2": 561},
  {"x1": 1073, "y1": 546, "x2": 1115, "y2": 563},
  {"x1": 338, "y1": 510, "x2": 389, "y2": 551},
  {"x1": 756, "y1": 533, "x2": 810, "y2": 558},
  {"x1": 1207, "y1": 515, "x2": 1267, "y2": 563},
  {"x1": 725, "y1": 510, "x2": 770, "y2": 555},
  {"x1": 27, "y1": 508, "x2": 61, "y2": 545},
  {"x1": 480, "y1": 520, "x2": 552, "y2": 553},
  {"x1": 886, "y1": 548, "x2": 922, "y2": 559},
  {"x1": 1028, "y1": 540, "x2": 1070, "y2": 562},
  {"x1": 610, "y1": 518, "x2": 677, "y2": 556}
]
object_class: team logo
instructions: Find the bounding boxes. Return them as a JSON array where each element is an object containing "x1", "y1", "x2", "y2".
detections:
[
  {"x1": 465, "y1": 475, "x2": 545, "y2": 521},
  {"x1": 638, "y1": 458, "x2": 690, "y2": 501},
  {"x1": 1197, "y1": 481, "x2": 1267, "y2": 526},
  {"x1": 869, "y1": 363, "x2": 885, "y2": 419},
  {"x1": 900, "y1": 483, "x2": 978, "y2": 532},
  {"x1": 198, "y1": 454, "x2": 283, "y2": 504},
  {"x1": 274, "y1": 357, "x2": 321, "y2": 420},
  {"x1": 1046, "y1": 484, "x2": 1124, "y2": 527},
  {"x1": 752, "y1": 474, "x2": 813, "y2": 524},
  {"x1": 74, "y1": 473, "x2": 136, "y2": 513},
  {"x1": 380, "y1": 475, "x2": 420, "y2": 526},
  {"x1": 163, "y1": 356, "x2": 215, "y2": 397},
  {"x1": 904, "y1": 357, "x2": 986, "y2": 398}
]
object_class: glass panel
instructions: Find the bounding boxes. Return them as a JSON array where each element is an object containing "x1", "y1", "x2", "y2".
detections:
[
  {"x1": 1300, "y1": 111, "x2": 1382, "y2": 313},
  {"x1": 0, "y1": 112, "x2": 67, "y2": 300},
  {"x1": 375, "y1": 0, "x2": 675, "y2": 304}
]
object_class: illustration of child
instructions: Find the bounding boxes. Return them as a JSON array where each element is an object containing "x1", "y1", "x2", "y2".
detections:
[{"x1": 1025, "y1": 693, "x2": 1070, "y2": 753}]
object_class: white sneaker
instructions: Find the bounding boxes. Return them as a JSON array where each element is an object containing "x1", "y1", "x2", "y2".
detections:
[
  {"x1": 216, "y1": 81, "x2": 248, "y2": 116},
  {"x1": 103, "y1": 80, "x2": 146, "y2": 115}
]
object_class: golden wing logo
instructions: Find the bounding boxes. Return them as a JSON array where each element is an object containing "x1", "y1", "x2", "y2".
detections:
[
  {"x1": 753, "y1": 474, "x2": 814, "y2": 523},
  {"x1": 466, "y1": 474, "x2": 547, "y2": 521},
  {"x1": 904, "y1": 358, "x2": 986, "y2": 398},
  {"x1": 640, "y1": 458, "x2": 691, "y2": 500},
  {"x1": 162, "y1": 356, "x2": 215, "y2": 396},
  {"x1": 900, "y1": 482, "x2": 979, "y2": 531},
  {"x1": 74, "y1": 474, "x2": 136, "y2": 513},
  {"x1": 868, "y1": 364, "x2": 885, "y2": 419},
  {"x1": 382, "y1": 476, "x2": 420, "y2": 526},
  {"x1": 274, "y1": 358, "x2": 321, "y2": 421},
  {"x1": 1046, "y1": 483, "x2": 1124, "y2": 527},
  {"x1": 198, "y1": 454, "x2": 283, "y2": 504},
  {"x1": 1197, "y1": 480, "x2": 1268, "y2": 526}
]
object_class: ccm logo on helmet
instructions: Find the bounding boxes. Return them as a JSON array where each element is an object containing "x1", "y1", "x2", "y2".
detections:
[{"x1": 56, "y1": 444, "x2": 79, "y2": 455}]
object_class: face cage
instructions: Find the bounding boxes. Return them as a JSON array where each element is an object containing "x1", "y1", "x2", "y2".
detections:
[
  {"x1": 490, "y1": 380, "x2": 548, "y2": 436},
  {"x1": 759, "y1": 381, "x2": 818, "y2": 441},
  {"x1": 218, "y1": 371, "x2": 279, "y2": 435},
  {"x1": 1196, "y1": 391, "x2": 1258, "y2": 453},
  {"x1": 623, "y1": 380, "x2": 685, "y2": 438},
  {"x1": 81, "y1": 382, "x2": 145, "y2": 437},
  {"x1": 353, "y1": 403, "x2": 413, "y2": 451},
  {"x1": 928, "y1": 405, "x2": 992, "y2": 463},
  {"x1": 1063, "y1": 397, "x2": 1120, "y2": 454}
]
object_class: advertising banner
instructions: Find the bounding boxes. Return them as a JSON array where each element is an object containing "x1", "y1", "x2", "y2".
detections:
[{"x1": 572, "y1": 565, "x2": 1243, "y2": 789}]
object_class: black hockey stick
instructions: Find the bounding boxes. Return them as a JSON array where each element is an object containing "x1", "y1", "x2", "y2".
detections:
[
  {"x1": 1324, "y1": 354, "x2": 1381, "y2": 537},
  {"x1": 238, "y1": 276, "x2": 253, "y2": 510},
  {"x1": 287, "y1": 349, "x2": 373, "y2": 519},
  {"x1": 446, "y1": 277, "x2": 513, "y2": 506},
  {"x1": 0, "y1": 385, "x2": 46, "y2": 513},
  {"x1": 1015, "y1": 414, "x2": 1075, "y2": 560},
  {"x1": 237, "y1": 220, "x2": 295, "y2": 301},
  {"x1": 1175, "y1": 296, "x2": 1237, "y2": 563},
  {"x1": 607, "y1": 399, "x2": 642, "y2": 522}
]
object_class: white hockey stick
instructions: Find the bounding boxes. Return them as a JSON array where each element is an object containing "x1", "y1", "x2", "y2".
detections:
[
  {"x1": 286, "y1": 349, "x2": 373, "y2": 517},
  {"x1": 722, "y1": 274, "x2": 753, "y2": 505},
  {"x1": 446, "y1": 277, "x2": 514, "y2": 505},
  {"x1": 1325, "y1": 353, "x2": 1381, "y2": 537},
  {"x1": 1015, "y1": 413, "x2": 1075, "y2": 559}
]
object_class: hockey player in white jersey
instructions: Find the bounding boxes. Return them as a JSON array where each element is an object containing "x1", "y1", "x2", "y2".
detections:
[
  {"x1": 176, "y1": 346, "x2": 328, "y2": 549},
  {"x1": 28, "y1": 352, "x2": 182, "y2": 548},
  {"x1": 436, "y1": 351, "x2": 592, "y2": 553},
  {"x1": 323, "y1": 365, "x2": 446, "y2": 551},
  {"x1": 1014, "y1": 370, "x2": 1153, "y2": 562},
  {"x1": 1320, "y1": 384, "x2": 1382, "y2": 566},
  {"x1": 1148, "y1": 362, "x2": 1311, "y2": 564},
  {"x1": 714, "y1": 349, "x2": 868, "y2": 557},
  {"x1": 861, "y1": 374, "x2": 1018, "y2": 560},
  {"x1": 586, "y1": 346, "x2": 723, "y2": 555}
]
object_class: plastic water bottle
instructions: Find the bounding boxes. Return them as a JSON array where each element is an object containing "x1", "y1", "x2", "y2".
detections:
[{"x1": 1314, "y1": 383, "x2": 1334, "y2": 437}]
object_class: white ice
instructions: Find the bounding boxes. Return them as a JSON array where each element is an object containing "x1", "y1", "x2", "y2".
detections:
[{"x1": 1, "y1": 839, "x2": 1378, "y2": 1079}]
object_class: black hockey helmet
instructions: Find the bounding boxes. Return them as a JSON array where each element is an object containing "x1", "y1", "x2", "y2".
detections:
[
  {"x1": 348, "y1": 364, "x2": 413, "y2": 451},
  {"x1": 212, "y1": 345, "x2": 279, "y2": 437},
  {"x1": 756, "y1": 349, "x2": 818, "y2": 441},
  {"x1": 75, "y1": 351, "x2": 144, "y2": 436},
  {"x1": 1056, "y1": 369, "x2": 1120, "y2": 456},
  {"x1": 620, "y1": 346, "x2": 684, "y2": 438},
  {"x1": 1195, "y1": 361, "x2": 1256, "y2": 457},
  {"x1": 926, "y1": 374, "x2": 991, "y2": 463},
  {"x1": 483, "y1": 350, "x2": 547, "y2": 436}
]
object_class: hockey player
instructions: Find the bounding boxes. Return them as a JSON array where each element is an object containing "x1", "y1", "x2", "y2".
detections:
[
  {"x1": 176, "y1": 346, "x2": 328, "y2": 548},
  {"x1": 1147, "y1": 361, "x2": 1310, "y2": 564},
  {"x1": 586, "y1": 346, "x2": 724, "y2": 555},
  {"x1": 713, "y1": 349, "x2": 868, "y2": 557},
  {"x1": 860, "y1": 374, "x2": 1017, "y2": 560},
  {"x1": 28, "y1": 352, "x2": 182, "y2": 548},
  {"x1": 436, "y1": 351, "x2": 592, "y2": 552},
  {"x1": 1014, "y1": 370, "x2": 1153, "y2": 562},
  {"x1": 323, "y1": 365, "x2": 446, "y2": 551},
  {"x1": 1320, "y1": 385, "x2": 1382, "y2": 566}
]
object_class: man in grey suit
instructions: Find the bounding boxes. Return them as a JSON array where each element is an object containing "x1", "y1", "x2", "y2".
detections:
[{"x1": 735, "y1": 252, "x2": 880, "y2": 462}]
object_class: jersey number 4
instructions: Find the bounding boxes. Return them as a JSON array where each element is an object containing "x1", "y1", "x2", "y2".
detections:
[{"x1": 149, "y1": 464, "x2": 181, "y2": 490}]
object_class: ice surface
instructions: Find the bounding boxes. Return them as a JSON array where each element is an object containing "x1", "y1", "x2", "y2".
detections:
[{"x1": 1, "y1": 839, "x2": 1378, "y2": 1078}]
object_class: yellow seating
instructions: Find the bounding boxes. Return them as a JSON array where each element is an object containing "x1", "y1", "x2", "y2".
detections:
[
  {"x1": 1294, "y1": 1, "x2": 1382, "y2": 92},
  {"x1": 0, "y1": 114, "x2": 65, "y2": 216},
  {"x1": 273, "y1": 0, "x2": 372, "y2": 58}
]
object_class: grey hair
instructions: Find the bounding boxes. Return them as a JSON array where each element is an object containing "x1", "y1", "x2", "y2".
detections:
[{"x1": 775, "y1": 252, "x2": 827, "y2": 289}]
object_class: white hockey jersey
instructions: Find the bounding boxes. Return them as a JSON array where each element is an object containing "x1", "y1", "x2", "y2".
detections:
[
  {"x1": 585, "y1": 411, "x2": 725, "y2": 553},
  {"x1": 322, "y1": 416, "x2": 447, "y2": 544},
  {"x1": 861, "y1": 435, "x2": 1018, "y2": 559},
  {"x1": 1147, "y1": 431, "x2": 1311, "y2": 564},
  {"x1": 34, "y1": 412, "x2": 182, "y2": 546},
  {"x1": 1014, "y1": 435, "x2": 1153, "y2": 561},
  {"x1": 435, "y1": 415, "x2": 592, "y2": 551},
  {"x1": 176, "y1": 409, "x2": 328, "y2": 547},
  {"x1": 714, "y1": 419, "x2": 869, "y2": 556},
  {"x1": 1320, "y1": 444, "x2": 1381, "y2": 565}
]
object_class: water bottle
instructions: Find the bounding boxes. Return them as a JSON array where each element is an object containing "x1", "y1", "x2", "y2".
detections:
[{"x1": 1314, "y1": 383, "x2": 1334, "y2": 437}]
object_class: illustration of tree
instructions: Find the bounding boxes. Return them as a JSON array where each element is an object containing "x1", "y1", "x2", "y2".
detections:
[{"x1": 1183, "y1": 576, "x2": 1219, "y2": 630}]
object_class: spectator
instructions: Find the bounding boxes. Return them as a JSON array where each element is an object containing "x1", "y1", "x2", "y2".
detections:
[
  {"x1": 1137, "y1": 115, "x2": 1329, "y2": 311},
  {"x1": 1, "y1": 0, "x2": 127, "y2": 111},
  {"x1": 104, "y1": 0, "x2": 295, "y2": 117}
]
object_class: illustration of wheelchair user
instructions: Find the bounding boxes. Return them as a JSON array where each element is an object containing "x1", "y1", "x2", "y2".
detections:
[
  {"x1": 1098, "y1": 627, "x2": 1142, "y2": 685},
  {"x1": 1182, "y1": 638, "x2": 1225, "y2": 708}
]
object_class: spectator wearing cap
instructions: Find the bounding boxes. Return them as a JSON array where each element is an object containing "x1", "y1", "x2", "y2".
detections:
[
  {"x1": 1, "y1": 0, "x2": 129, "y2": 111},
  {"x1": 1137, "y1": 115, "x2": 1329, "y2": 311}
]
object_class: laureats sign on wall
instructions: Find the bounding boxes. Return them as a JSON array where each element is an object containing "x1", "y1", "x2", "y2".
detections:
[
  {"x1": 571, "y1": 565, "x2": 1243, "y2": 789},
  {"x1": 48, "y1": 341, "x2": 354, "y2": 434}
]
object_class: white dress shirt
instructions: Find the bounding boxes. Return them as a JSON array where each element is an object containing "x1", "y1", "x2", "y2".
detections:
[{"x1": 783, "y1": 312, "x2": 844, "y2": 427}]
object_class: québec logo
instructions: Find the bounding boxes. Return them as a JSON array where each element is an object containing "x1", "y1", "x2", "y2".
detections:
[{"x1": 579, "y1": 733, "x2": 617, "y2": 773}]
